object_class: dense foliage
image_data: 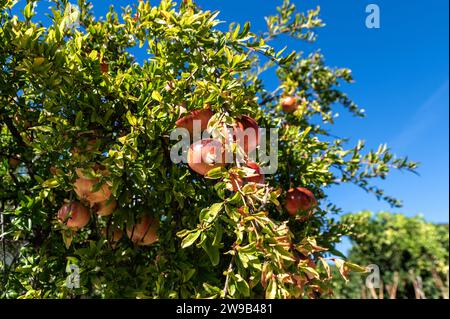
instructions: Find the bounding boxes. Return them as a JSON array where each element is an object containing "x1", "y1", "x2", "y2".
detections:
[
  {"x1": 0, "y1": 0, "x2": 417, "y2": 298},
  {"x1": 332, "y1": 211, "x2": 449, "y2": 299}
]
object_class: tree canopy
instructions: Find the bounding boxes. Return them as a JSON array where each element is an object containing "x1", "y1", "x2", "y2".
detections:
[
  {"x1": 333, "y1": 211, "x2": 449, "y2": 299},
  {"x1": 0, "y1": 0, "x2": 417, "y2": 298}
]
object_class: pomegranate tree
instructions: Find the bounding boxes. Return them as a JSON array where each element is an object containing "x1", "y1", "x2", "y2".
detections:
[{"x1": 0, "y1": 0, "x2": 418, "y2": 299}]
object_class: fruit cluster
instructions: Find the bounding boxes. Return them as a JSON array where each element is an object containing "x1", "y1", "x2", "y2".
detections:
[
  {"x1": 55, "y1": 96, "x2": 316, "y2": 247},
  {"x1": 57, "y1": 165, "x2": 158, "y2": 246},
  {"x1": 176, "y1": 101, "x2": 317, "y2": 218}
]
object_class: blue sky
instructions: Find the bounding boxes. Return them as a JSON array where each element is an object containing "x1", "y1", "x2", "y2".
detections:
[
  {"x1": 191, "y1": 0, "x2": 449, "y2": 224},
  {"x1": 13, "y1": 1, "x2": 449, "y2": 248},
  {"x1": 194, "y1": 0, "x2": 449, "y2": 255},
  {"x1": 193, "y1": 1, "x2": 449, "y2": 253}
]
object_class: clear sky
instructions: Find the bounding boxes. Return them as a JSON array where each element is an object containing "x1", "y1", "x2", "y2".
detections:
[
  {"x1": 13, "y1": 1, "x2": 450, "y2": 232},
  {"x1": 190, "y1": 0, "x2": 449, "y2": 225},
  {"x1": 191, "y1": 0, "x2": 450, "y2": 253},
  {"x1": 92, "y1": 0, "x2": 450, "y2": 224}
]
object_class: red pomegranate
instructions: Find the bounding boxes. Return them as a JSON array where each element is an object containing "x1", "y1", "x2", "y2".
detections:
[
  {"x1": 282, "y1": 96, "x2": 298, "y2": 113},
  {"x1": 71, "y1": 139, "x2": 98, "y2": 156},
  {"x1": 127, "y1": 216, "x2": 159, "y2": 246},
  {"x1": 74, "y1": 177, "x2": 112, "y2": 205},
  {"x1": 57, "y1": 202, "x2": 90, "y2": 230},
  {"x1": 100, "y1": 61, "x2": 109, "y2": 73},
  {"x1": 234, "y1": 115, "x2": 260, "y2": 154},
  {"x1": 187, "y1": 138, "x2": 226, "y2": 175},
  {"x1": 102, "y1": 227, "x2": 123, "y2": 243},
  {"x1": 284, "y1": 187, "x2": 317, "y2": 216},
  {"x1": 176, "y1": 108, "x2": 214, "y2": 136},
  {"x1": 94, "y1": 198, "x2": 117, "y2": 216}
]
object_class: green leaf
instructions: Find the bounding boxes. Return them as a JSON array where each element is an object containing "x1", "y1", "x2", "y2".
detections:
[
  {"x1": 182, "y1": 268, "x2": 196, "y2": 283},
  {"x1": 181, "y1": 231, "x2": 201, "y2": 248},
  {"x1": 265, "y1": 279, "x2": 277, "y2": 299},
  {"x1": 125, "y1": 111, "x2": 137, "y2": 126},
  {"x1": 23, "y1": 2, "x2": 35, "y2": 20},
  {"x1": 88, "y1": 50, "x2": 98, "y2": 60},
  {"x1": 176, "y1": 229, "x2": 191, "y2": 238},
  {"x1": 333, "y1": 258, "x2": 349, "y2": 282},
  {"x1": 151, "y1": 90, "x2": 162, "y2": 102},
  {"x1": 318, "y1": 257, "x2": 331, "y2": 279},
  {"x1": 212, "y1": 224, "x2": 223, "y2": 246},
  {"x1": 205, "y1": 166, "x2": 226, "y2": 179},
  {"x1": 202, "y1": 241, "x2": 220, "y2": 266},
  {"x1": 200, "y1": 203, "x2": 223, "y2": 224},
  {"x1": 344, "y1": 261, "x2": 368, "y2": 273},
  {"x1": 239, "y1": 21, "x2": 250, "y2": 39},
  {"x1": 235, "y1": 274, "x2": 250, "y2": 297},
  {"x1": 42, "y1": 178, "x2": 59, "y2": 189},
  {"x1": 75, "y1": 111, "x2": 83, "y2": 127}
]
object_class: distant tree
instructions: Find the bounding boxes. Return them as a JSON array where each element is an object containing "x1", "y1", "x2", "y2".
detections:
[{"x1": 332, "y1": 212, "x2": 449, "y2": 299}]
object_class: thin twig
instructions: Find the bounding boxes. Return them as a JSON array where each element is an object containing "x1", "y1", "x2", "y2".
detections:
[
  {"x1": 1, "y1": 201, "x2": 6, "y2": 288},
  {"x1": 222, "y1": 254, "x2": 235, "y2": 298}
]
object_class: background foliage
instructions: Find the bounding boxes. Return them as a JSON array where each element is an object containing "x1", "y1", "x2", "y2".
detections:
[{"x1": 332, "y1": 211, "x2": 449, "y2": 299}]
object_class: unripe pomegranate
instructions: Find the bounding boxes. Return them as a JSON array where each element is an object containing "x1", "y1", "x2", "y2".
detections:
[
  {"x1": 57, "y1": 202, "x2": 90, "y2": 230},
  {"x1": 187, "y1": 138, "x2": 226, "y2": 175},
  {"x1": 127, "y1": 216, "x2": 159, "y2": 246},
  {"x1": 284, "y1": 187, "x2": 317, "y2": 216},
  {"x1": 281, "y1": 96, "x2": 298, "y2": 113}
]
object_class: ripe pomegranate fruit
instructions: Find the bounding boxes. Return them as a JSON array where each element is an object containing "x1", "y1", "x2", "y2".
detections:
[
  {"x1": 49, "y1": 166, "x2": 60, "y2": 175},
  {"x1": 176, "y1": 108, "x2": 214, "y2": 136},
  {"x1": 100, "y1": 61, "x2": 109, "y2": 73},
  {"x1": 74, "y1": 165, "x2": 112, "y2": 204},
  {"x1": 234, "y1": 115, "x2": 260, "y2": 154},
  {"x1": 71, "y1": 139, "x2": 99, "y2": 157},
  {"x1": 187, "y1": 138, "x2": 226, "y2": 175},
  {"x1": 127, "y1": 216, "x2": 159, "y2": 246},
  {"x1": 57, "y1": 202, "x2": 90, "y2": 230},
  {"x1": 284, "y1": 187, "x2": 317, "y2": 216},
  {"x1": 281, "y1": 96, "x2": 298, "y2": 113},
  {"x1": 102, "y1": 227, "x2": 123, "y2": 243},
  {"x1": 75, "y1": 164, "x2": 109, "y2": 179},
  {"x1": 94, "y1": 198, "x2": 117, "y2": 216},
  {"x1": 74, "y1": 177, "x2": 112, "y2": 204}
]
